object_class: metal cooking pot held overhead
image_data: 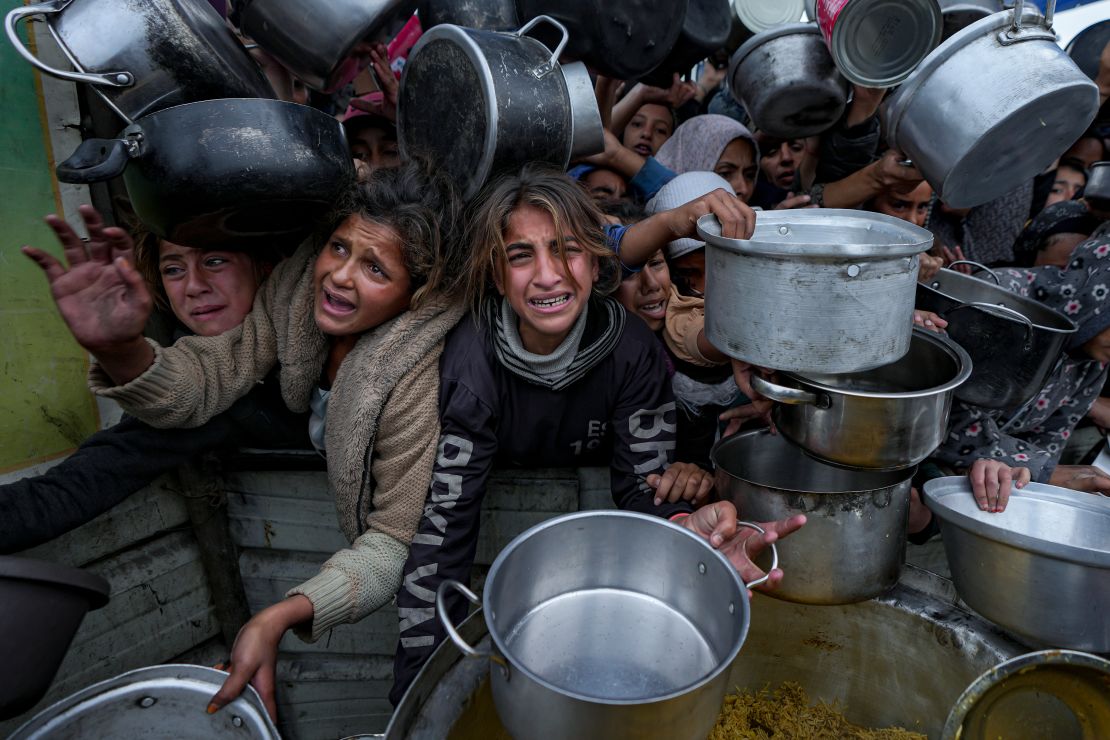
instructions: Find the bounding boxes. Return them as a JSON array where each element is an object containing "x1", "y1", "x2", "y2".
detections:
[
  {"x1": 54, "y1": 98, "x2": 355, "y2": 249},
  {"x1": 638, "y1": 0, "x2": 732, "y2": 89},
  {"x1": 4, "y1": 0, "x2": 275, "y2": 121},
  {"x1": 399, "y1": 16, "x2": 603, "y2": 200},
  {"x1": 882, "y1": 0, "x2": 1100, "y2": 208}
]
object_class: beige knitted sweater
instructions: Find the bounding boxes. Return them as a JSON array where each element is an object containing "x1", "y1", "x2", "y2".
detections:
[{"x1": 90, "y1": 240, "x2": 464, "y2": 640}]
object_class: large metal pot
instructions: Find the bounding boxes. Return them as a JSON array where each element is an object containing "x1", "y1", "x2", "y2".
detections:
[
  {"x1": 712, "y1": 429, "x2": 915, "y2": 605},
  {"x1": 10, "y1": 665, "x2": 279, "y2": 739},
  {"x1": 388, "y1": 577, "x2": 1026, "y2": 739},
  {"x1": 751, "y1": 328, "x2": 972, "y2": 470},
  {"x1": 1066, "y1": 18, "x2": 1110, "y2": 81},
  {"x1": 4, "y1": 0, "x2": 275, "y2": 121},
  {"x1": 434, "y1": 511, "x2": 775, "y2": 740},
  {"x1": 515, "y1": 0, "x2": 687, "y2": 79},
  {"x1": 638, "y1": 0, "x2": 732, "y2": 89},
  {"x1": 923, "y1": 478, "x2": 1110, "y2": 652},
  {"x1": 1086, "y1": 160, "x2": 1110, "y2": 206},
  {"x1": 54, "y1": 98, "x2": 355, "y2": 249},
  {"x1": 237, "y1": 0, "x2": 418, "y2": 92},
  {"x1": 882, "y1": 0, "x2": 1101, "y2": 208},
  {"x1": 728, "y1": 23, "x2": 848, "y2": 139},
  {"x1": 725, "y1": 0, "x2": 807, "y2": 52},
  {"x1": 915, "y1": 264, "x2": 1077, "y2": 409},
  {"x1": 939, "y1": 0, "x2": 1002, "y2": 41},
  {"x1": 697, "y1": 210, "x2": 932, "y2": 374},
  {"x1": 399, "y1": 17, "x2": 603, "y2": 200},
  {"x1": 418, "y1": 0, "x2": 518, "y2": 30},
  {"x1": 0, "y1": 557, "x2": 109, "y2": 720}
]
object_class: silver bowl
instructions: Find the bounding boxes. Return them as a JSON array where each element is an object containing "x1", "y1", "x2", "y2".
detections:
[{"x1": 923, "y1": 478, "x2": 1110, "y2": 651}]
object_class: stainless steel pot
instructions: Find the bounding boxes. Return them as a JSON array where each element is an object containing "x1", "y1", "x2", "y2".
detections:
[
  {"x1": 390, "y1": 580, "x2": 1026, "y2": 739},
  {"x1": 418, "y1": 0, "x2": 518, "y2": 30},
  {"x1": 10, "y1": 665, "x2": 279, "y2": 739},
  {"x1": 915, "y1": 263, "x2": 1077, "y2": 409},
  {"x1": 237, "y1": 0, "x2": 418, "y2": 92},
  {"x1": 1086, "y1": 160, "x2": 1110, "y2": 206},
  {"x1": 712, "y1": 429, "x2": 915, "y2": 605},
  {"x1": 4, "y1": 0, "x2": 275, "y2": 122},
  {"x1": 435, "y1": 511, "x2": 775, "y2": 740},
  {"x1": 751, "y1": 328, "x2": 972, "y2": 470},
  {"x1": 1066, "y1": 18, "x2": 1110, "y2": 81},
  {"x1": 882, "y1": 0, "x2": 1101, "y2": 208},
  {"x1": 939, "y1": 0, "x2": 1002, "y2": 41},
  {"x1": 923, "y1": 478, "x2": 1110, "y2": 652},
  {"x1": 399, "y1": 17, "x2": 603, "y2": 200},
  {"x1": 697, "y1": 210, "x2": 932, "y2": 374},
  {"x1": 638, "y1": 0, "x2": 732, "y2": 89},
  {"x1": 728, "y1": 23, "x2": 848, "y2": 139}
]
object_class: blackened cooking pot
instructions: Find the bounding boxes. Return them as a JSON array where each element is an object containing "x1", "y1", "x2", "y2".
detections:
[
  {"x1": 638, "y1": 0, "x2": 732, "y2": 88},
  {"x1": 5, "y1": 0, "x2": 274, "y2": 122},
  {"x1": 915, "y1": 263, "x2": 1077, "y2": 409},
  {"x1": 399, "y1": 16, "x2": 603, "y2": 200},
  {"x1": 55, "y1": 98, "x2": 355, "y2": 249}
]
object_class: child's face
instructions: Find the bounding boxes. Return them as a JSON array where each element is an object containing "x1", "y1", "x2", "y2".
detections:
[
  {"x1": 616, "y1": 250, "x2": 670, "y2": 332},
  {"x1": 158, "y1": 242, "x2": 259, "y2": 337}
]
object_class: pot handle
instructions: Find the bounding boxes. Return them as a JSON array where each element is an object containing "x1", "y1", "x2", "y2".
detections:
[
  {"x1": 946, "y1": 260, "x2": 1000, "y2": 285},
  {"x1": 436, "y1": 580, "x2": 510, "y2": 679},
  {"x1": 945, "y1": 301, "x2": 1035, "y2": 350},
  {"x1": 5, "y1": 0, "x2": 134, "y2": 88},
  {"x1": 736, "y1": 521, "x2": 779, "y2": 590},
  {"x1": 55, "y1": 137, "x2": 135, "y2": 184},
  {"x1": 751, "y1": 375, "x2": 830, "y2": 409},
  {"x1": 1002, "y1": 0, "x2": 1056, "y2": 41},
  {"x1": 513, "y1": 15, "x2": 568, "y2": 78}
]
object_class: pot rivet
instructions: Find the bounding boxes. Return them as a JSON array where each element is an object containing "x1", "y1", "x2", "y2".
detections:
[
  {"x1": 729, "y1": 602, "x2": 735, "y2": 614},
  {"x1": 139, "y1": 696, "x2": 156, "y2": 708},
  {"x1": 778, "y1": 226, "x2": 790, "y2": 236},
  {"x1": 847, "y1": 264, "x2": 861, "y2": 277},
  {"x1": 232, "y1": 716, "x2": 244, "y2": 728},
  {"x1": 698, "y1": 562, "x2": 707, "y2": 575},
  {"x1": 116, "y1": 74, "x2": 129, "y2": 85}
]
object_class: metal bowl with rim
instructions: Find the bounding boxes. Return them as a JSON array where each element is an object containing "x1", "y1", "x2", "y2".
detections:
[
  {"x1": 922, "y1": 478, "x2": 1110, "y2": 652},
  {"x1": 942, "y1": 649, "x2": 1110, "y2": 740}
]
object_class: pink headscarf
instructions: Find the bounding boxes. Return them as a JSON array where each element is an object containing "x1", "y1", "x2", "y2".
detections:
[{"x1": 655, "y1": 114, "x2": 759, "y2": 175}]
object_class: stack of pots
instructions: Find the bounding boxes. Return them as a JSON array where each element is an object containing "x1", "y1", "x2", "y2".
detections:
[{"x1": 699, "y1": 210, "x2": 973, "y2": 605}]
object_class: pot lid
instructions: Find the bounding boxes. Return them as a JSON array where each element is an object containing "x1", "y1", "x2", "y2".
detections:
[
  {"x1": 697, "y1": 209, "x2": 933, "y2": 259},
  {"x1": 732, "y1": 0, "x2": 805, "y2": 33},
  {"x1": 942, "y1": 650, "x2": 1110, "y2": 740},
  {"x1": 0, "y1": 556, "x2": 110, "y2": 609},
  {"x1": 921, "y1": 478, "x2": 1110, "y2": 568},
  {"x1": 9, "y1": 665, "x2": 279, "y2": 739},
  {"x1": 730, "y1": 22, "x2": 821, "y2": 70}
]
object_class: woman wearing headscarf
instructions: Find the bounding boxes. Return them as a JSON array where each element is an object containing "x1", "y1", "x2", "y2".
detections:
[
  {"x1": 654, "y1": 115, "x2": 762, "y2": 204},
  {"x1": 1009, "y1": 199, "x2": 1100, "y2": 268},
  {"x1": 930, "y1": 224, "x2": 1110, "y2": 496}
]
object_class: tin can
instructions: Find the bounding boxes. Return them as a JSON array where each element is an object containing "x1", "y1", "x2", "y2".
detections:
[
  {"x1": 816, "y1": 0, "x2": 942, "y2": 87},
  {"x1": 732, "y1": 0, "x2": 805, "y2": 35}
]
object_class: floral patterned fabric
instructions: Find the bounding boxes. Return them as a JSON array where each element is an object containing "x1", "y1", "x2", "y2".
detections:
[{"x1": 930, "y1": 224, "x2": 1110, "y2": 481}]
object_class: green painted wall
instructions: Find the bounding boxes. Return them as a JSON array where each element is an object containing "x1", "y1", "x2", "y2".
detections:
[{"x1": 1, "y1": 2, "x2": 99, "y2": 471}]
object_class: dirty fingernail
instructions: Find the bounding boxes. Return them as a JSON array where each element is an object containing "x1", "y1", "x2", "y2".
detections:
[
  {"x1": 206, "y1": 704, "x2": 219, "y2": 715},
  {"x1": 653, "y1": 497, "x2": 662, "y2": 506}
]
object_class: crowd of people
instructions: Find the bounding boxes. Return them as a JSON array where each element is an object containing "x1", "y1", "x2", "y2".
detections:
[{"x1": 4, "y1": 7, "x2": 1110, "y2": 727}]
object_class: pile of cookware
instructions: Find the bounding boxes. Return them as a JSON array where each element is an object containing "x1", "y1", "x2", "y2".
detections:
[
  {"x1": 4, "y1": 0, "x2": 355, "y2": 249},
  {"x1": 698, "y1": 209, "x2": 973, "y2": 605}
]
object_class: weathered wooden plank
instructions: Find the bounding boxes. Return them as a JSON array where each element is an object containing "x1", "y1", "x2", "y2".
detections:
[
  {"x1": 274, "y1": 656, "x2": 394, "y2": 739},
  {"x1": 279, "y1": 710, "x2": 393, "y2": 740},
  {"x1": 227, "y1": 490, "x2": 347, "y2": 554},
  {"x1": 475, "y1": 510, "x2": 569, "y2": 565},
  {"x1": 484, "y1": 468, "x2": 578, "y2": 511},
  {"x1": 224, "y1": 470, "x2": 334, "y2": 502},
  {"x1": 20, "y1": 480, "x2": 190, "y2": 567}
]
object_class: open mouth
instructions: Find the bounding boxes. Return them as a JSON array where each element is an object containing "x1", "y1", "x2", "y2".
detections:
[
  {"x1": 528, "y1": 293, "x2": 572, "y2": 313},
  {"x1": 639, "y1": 300, "x2": 666, "y2": 319},
  {"x1": 322, "y1": 286, "x2": 356, "y2": 315},
  {"x1": 190, "y1": 305, "x2": 226, "y2": 318},
  {"x1": 633, "y1": 143, "x2": 652, "y2": 157}
]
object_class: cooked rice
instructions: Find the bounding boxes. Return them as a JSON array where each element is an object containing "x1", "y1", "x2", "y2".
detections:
[{"x1": 710, "y1": 682, "x2": 926, "y2": 739}]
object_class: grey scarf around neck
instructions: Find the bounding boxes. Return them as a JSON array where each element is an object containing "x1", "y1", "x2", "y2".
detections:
[{"x1": 490, "y1": 296, "x2": 625, "y2": 390}]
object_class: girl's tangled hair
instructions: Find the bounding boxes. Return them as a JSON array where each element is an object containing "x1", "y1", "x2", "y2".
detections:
[
  {"x1": 461, "y1": 164, "x2": 619, "y2": 309},
  {"x1": 323, "y1": 155, "x2": 466, "y2": 308}
]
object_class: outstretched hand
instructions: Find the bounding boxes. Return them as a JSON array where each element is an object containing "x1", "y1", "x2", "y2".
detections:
[
  {"x1": 22, "y1": 205, "x2": 152, "y2": 355},
  {"x1": 680, "y1": 501, "x2": 806, "y2": 593}
]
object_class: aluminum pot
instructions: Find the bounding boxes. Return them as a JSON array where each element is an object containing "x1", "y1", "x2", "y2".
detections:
[
  {"x1": 1066, "y1": 18, "x2": 1110, "y2": 81},
  {"x1": 1086, "y1": 160, "x2": 1110, "y2": 207},
  {"x1": 4, "y1": 0, "x2": 275, "y2": 122},
  {"x1": 697, "y1": 210, "x2": 932, "y2": 374},
  {"x1": 638, "y1": 0, "x2": 732, "y2": 89},
  {"x1": 0, "y1": 557, "x2": 109, "y2": 720},
  {"x1": 751, "y1": 328, "x2": 972, "y2": 470},
  {"x1": 728, "y1": 23, "x2": 848, "y2": 139},
  {"x1": 434, "y1": 511, "x2": 776, "y2": 740},
  {"x1": 816, "y1": 0, "x2": 943, "y2": 87},
  {"x1": 418, "y1": 0, "x2": 518, "y2": 30},
  {"x1": 237, "y1": 0, "x2": 418, "y2": 92},
  {"x1": 882, "y1": 0, "x2": 1101, "y2": 208},
  {"x1": 389, "y1": 579, "x2": 1026, "y2": 739},
  {"x1": 943, "y1": 650, "x2": 1110, "y2": 740},
  {"x1": 9, "y1": 665, "x2": 279, "y2": 739},
  {"x1": 923, "y1": 478, "x2": 1110, "y2": 652},
  {"x1": 399, "y1": 17, "x2": 603, "y2": 200},
  {"x1": 54, "y1": 98, "x2": 355, "y2": 249},
  {"x1": 713, "y1": 430, "x2": 913, "y2": 605},
  {"x1": 515, "y1": 0, "x2": 687, "y2": 80},
  {"x1": 939, "y1": 0, "x2": 1002, "y2": 41},
  {"x1": 915, "y1": 263, "x2": 1077, "y2": 409}
]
